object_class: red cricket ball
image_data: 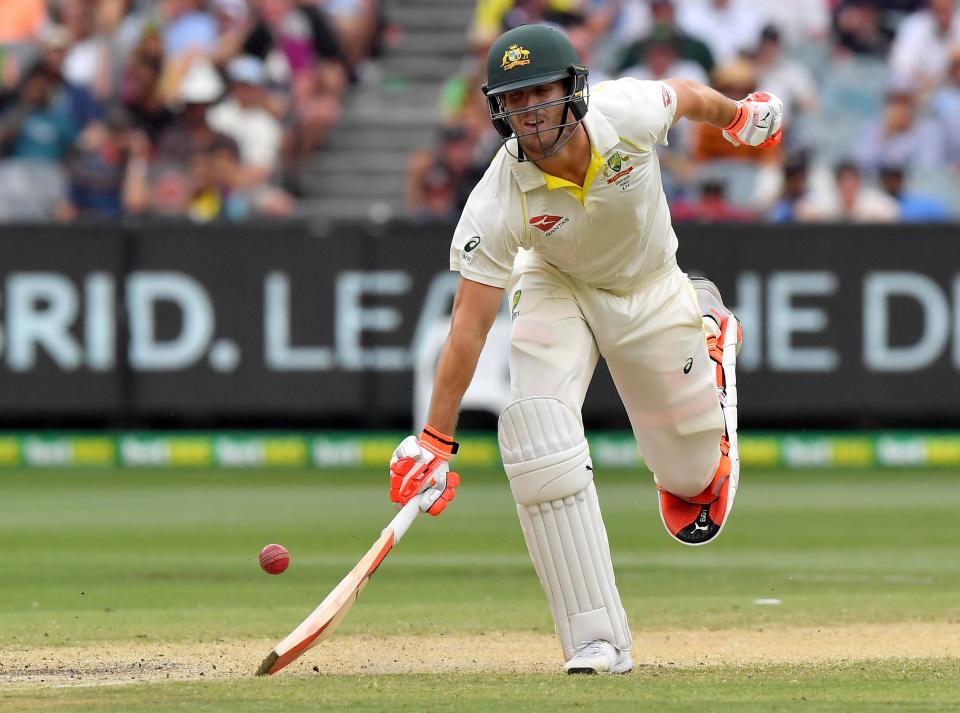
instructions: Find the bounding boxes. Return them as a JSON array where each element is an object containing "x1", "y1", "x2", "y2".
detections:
[{"x1": 259, "y1": 543, "x2": 290, "y2": 575}]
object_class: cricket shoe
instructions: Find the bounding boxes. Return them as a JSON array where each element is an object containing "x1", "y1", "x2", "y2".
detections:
[
  {"x1": 659, "y1": 279, "x2": 741, "y2": 547},
  {"x1": 564, "y1": 640, "x2": 634, "y2": 675}
]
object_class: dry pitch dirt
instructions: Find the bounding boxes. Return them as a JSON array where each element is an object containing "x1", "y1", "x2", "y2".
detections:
[{"x1": 1, "y1": 621, "x2": 958, "y2": 688}]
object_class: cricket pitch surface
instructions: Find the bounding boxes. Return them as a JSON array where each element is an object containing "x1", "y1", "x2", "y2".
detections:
[{"x1": 3, "y1": 622, "x2": 959, "y2": 687}]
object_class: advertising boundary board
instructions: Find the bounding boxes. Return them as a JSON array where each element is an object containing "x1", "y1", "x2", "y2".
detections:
[
  {"x1": 1, "y1": 222, "x2": 959, "y2": 428},
  {"x1": 1, "y1": 431, "x2": 958, "y2": 470}
]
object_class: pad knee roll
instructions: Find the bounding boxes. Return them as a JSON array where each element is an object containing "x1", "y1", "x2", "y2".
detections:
[{"x1": 499, "y1": 397, "x2": 632, "y2": 659}]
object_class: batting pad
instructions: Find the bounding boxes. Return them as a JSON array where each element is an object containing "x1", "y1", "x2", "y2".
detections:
[{"x1": 499, "y1": 397, "x2": 632, "y2": 660}]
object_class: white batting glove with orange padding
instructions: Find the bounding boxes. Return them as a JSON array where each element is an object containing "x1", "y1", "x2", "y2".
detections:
[
  {"x1": 389, "y1": 426, "x2": 460, "y2": 516},
  {"x1": 722, "y1": 91, "x2": 784, "y2": 148}
]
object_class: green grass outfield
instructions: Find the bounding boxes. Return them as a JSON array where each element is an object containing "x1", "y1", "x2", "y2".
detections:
[{"x1": 1, "y1": 467, "x2": 958, "y2": 711}]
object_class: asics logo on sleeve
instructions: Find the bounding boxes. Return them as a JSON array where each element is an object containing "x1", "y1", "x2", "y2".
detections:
[{"x1": 464, "y1": 236, "x2": 481, "y2": 252}]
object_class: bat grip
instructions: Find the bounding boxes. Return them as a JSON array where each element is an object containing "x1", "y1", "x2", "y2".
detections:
[{"x1": 385, "y1": 493, "x2": 426, "y2": 544}]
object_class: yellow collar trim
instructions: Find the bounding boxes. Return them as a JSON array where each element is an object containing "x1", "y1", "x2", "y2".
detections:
[{"x1": 539, "y1": 148, "x2": 605, "y2": 205}]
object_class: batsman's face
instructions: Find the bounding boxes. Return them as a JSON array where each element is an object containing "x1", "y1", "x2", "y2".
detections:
[{"x1": 502, "y1": 80, "x2": 568, "y2": 158}]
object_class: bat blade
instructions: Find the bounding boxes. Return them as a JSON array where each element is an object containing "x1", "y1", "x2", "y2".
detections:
[{"x1": 256, "y1": 528, "x2": 395, "y2": 676}]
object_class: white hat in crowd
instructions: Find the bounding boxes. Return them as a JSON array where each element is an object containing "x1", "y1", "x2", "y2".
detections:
[{"x1": 178, "y1": 58, "x2": 224, "y2": 104}]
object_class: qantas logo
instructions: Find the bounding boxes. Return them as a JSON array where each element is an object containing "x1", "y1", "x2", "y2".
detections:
[
  {"x1": 529, "y1": 215, "x2": 563, "y2": 232},
  {"x1": 528, "y1": 214, "x2": 569, "y2": 237}
]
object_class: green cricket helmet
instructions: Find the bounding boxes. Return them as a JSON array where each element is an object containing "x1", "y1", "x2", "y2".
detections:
[{"x1": 481, "y1": 24, "x2": 589, "y2": 160}]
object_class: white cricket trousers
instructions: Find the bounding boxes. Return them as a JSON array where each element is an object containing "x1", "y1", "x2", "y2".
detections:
[{"x1": 507, "y1": 256, "x2": 725, "y2": 496}]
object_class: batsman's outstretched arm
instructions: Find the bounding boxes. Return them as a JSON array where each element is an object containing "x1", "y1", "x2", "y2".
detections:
[
  {"x1": 427, "y1": 276, "x2": 505, "y2": 434},
  {"x1": 666, "y1": 77, "x2": 784, "y2": 148},
  {"x1": 387, "y1": 276, "x2": 503, "y2": 517}
]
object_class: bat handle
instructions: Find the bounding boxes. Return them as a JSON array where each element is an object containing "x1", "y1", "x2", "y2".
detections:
[{"x1": 385, "y1": 493, "x2": 426, "y2": 544}]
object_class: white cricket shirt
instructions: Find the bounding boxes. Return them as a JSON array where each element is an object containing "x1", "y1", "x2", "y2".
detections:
[{"x1": 450, "y1": 77, "x2": 680, "y2": 293}]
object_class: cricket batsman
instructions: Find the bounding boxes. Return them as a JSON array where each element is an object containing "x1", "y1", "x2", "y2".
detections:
[{"x1": 388, "y1": 24, "x2": 783, "y2": 674}]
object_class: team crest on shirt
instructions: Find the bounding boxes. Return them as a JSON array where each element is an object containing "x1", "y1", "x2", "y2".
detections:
[
  {"x1": 603, "y1": 151, "x2": 634, "y2": 190},
  {"x1": 501, "y1": 45, "x2": 531, "y2": 71}
]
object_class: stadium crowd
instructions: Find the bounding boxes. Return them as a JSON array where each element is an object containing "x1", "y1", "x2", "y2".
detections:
[
  {"x1": 0, "y1": 0, "x2": 383, "y2": 222},
  {"x1": 407, "y1": 0, "x2": 960, "y2": 224}
]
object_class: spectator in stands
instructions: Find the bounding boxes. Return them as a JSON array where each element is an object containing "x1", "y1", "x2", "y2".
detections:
[
  {"x1": 155, "y1": 58, "x2": 236, "y2": 164},
  {"x1": 63, "y1": 106, "x2": 135, "y2": 219},
  {"x1": 833, "y1": 0, "x2": 894, "y2": 58},
  {"x1": 406, "y1": 125, "x2": 475, "y2": 219},
  {"x1": 805, "y1": 161, "x2": 900, "y2": 222},
  {"x1": 676, "y1": 0, "x2": 763, "y2": 66},
  {"x1": 207, "y1": 55, "x2": 282, "y2": 189},
  {"x1": 58, "y1": 0, "x2": 113, "y2": 99},
  {"x1": 324, "y1": 0, "x2": 384, "y2": 68},
  {"x1": 614, "y1": 0, "x2": 714, "y2": 77},
  {"x1": 454, "y1": 86, "x2": 502, "y2": 198},
  {"x1": 0, "y1": 63, "x2": 77, "y2": 162},
  {"x1": 553, "y1": 12, "x2": 612, "y2": 85},
  {"x1": 0, "y1": 62, "x2": 76, "y2": 221},
  {"x1": 470, "y1": 0, "x2": 580, "y2": 46},
  {"x1": 753, "y1": 25, "x2": 817, "y2": 118},
  {"x1": 751, "y1": 0, "x2": 831, "y2": 50},
  {"x1": 890, "y1": 0, "x2": 960, "y2": 92},
  {"x1": 209, "y1": 136, "x2": 295, "y2": 219},
  {"x1": 586, "y1": 0, "x2": 655, "y2": 69},
  {"x1": 413, "y1": 160, "x2": 459, "y2": 222},
  {"x1": 125, "y1": 161, "x2": 192, "y2": 218},
  {"x1": 120, "y1": 47, "x2": 175, "y2": 144},
  {"x1": 767, "y1": 152, "x2": 814, "y2": 222},
  {"x1": 878, "y1": 163, "x2": 952, "y2": 220},
  {"x1": 38, "y1": 24, "x2": 102, "y2": 130},
  {"x1": 931, "y1": 46, "x2": 960, "y2": 162},
  {"x1": 620, "y1": 26, "x2": 709, "y2": 85},
  {"x1": 185, "y1": 145, "x2": 225, "y2": 222},
  {"x1": 854, "y1": 85, "x2": 951, "y2": 173},
  {"x1": 243, "y1": 0, "x2": 349, "y2": 185},
  {"x1": 670, "y1": 179, "x2": 758, "y2": 222}
]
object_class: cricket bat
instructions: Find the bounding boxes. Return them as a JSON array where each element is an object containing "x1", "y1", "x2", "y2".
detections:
[{"x1": 256, "y1": 494, "x2": 425, "y2": 676}]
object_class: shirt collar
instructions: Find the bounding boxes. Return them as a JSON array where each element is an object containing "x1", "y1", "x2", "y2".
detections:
[{"x1": 507, "y1": 106, "x2": 620, "y2": 194}]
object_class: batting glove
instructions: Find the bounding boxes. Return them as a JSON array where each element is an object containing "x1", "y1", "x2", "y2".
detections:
[
  {"x1": 722, "y1": 91, "x2": 784, "y2": 148},
  {"x1": 389, "y1": 426, "x2": 460, "y2": 516}
]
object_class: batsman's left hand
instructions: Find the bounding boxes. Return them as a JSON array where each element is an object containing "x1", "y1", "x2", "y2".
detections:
[
  {"x1": 722, "y1": 91, "x2": 784, "y2": 148},
  {"x1": 389, "y1": 427, "x2": 460, "y2": 516}
]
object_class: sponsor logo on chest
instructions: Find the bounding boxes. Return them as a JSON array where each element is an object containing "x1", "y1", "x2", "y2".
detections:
[{"x1": 528, "y1": 214, "x2": 569, "y2": 238}]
